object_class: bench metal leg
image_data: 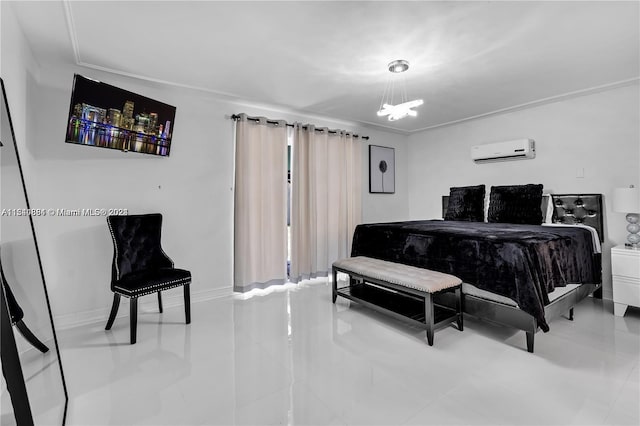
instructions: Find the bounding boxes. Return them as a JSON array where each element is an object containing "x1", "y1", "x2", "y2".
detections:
[
  {"x1": 332, "y1": 268, "x2": 338, "y2": 303},
  {"x1": 455, "y1": 287, "x2": 464, "y2": 331},
  {"x1": 569, "y1": 307, "x2": 574, "y2": 321},
  {"x1": 425, "y1": 293, "x2": 434, "y2": 346}
]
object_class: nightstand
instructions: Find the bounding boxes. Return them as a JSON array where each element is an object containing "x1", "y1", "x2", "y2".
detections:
[{"x1": 611, "y1": 245, "x2": 640, "y2": 316}]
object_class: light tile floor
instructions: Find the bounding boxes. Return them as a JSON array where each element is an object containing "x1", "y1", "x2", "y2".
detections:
[{"x1": 57, "y1": 281, "x2": 639, "y2": 425}]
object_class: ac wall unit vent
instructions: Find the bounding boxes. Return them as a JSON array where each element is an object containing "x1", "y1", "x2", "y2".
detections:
[{"x1": 471, "y1": 139, "x2": 535, "y2": 163}]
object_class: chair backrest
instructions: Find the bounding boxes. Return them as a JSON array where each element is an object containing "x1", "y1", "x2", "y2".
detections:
[{"x1": 107, "y1": 214, "x2": 173, "y2": 283}]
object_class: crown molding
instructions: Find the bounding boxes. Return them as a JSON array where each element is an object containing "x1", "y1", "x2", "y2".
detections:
[
  {"x1": 411, "y1": 77, "x2": 640, "y2": 133},
  {"x1": 63, "y1": 0, "x2": 81, "y2": 64}
]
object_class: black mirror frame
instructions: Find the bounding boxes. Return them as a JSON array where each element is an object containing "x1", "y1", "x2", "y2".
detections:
[{"x1": 1, "y1": 77, "x2": 68, "y2": 425}]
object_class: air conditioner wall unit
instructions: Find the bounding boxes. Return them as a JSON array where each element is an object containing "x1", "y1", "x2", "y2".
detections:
[{"x1": 471, "y1": 139, "x2": 535, "y2": 163}]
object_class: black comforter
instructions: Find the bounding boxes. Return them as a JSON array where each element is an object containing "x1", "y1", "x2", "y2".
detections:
[{"x1": 351, "y1": 220, "x2": 599, "y2": 331}]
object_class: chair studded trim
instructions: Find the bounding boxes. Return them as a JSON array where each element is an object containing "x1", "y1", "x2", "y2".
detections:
[{"x1": 113, "y1": 276, "x2": 191, "y2": 297}]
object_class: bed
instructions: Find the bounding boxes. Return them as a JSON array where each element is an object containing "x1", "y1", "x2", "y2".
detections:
[{"x1": 350, "y1": 190, "x2": 603, "y2": 352}]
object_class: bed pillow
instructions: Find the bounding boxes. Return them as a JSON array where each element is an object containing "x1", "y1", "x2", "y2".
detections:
[
  {"x1": 487, "y1": 184, "x2": 544, "y2": 225},
  {"x1": 444, "y1": 185, "x2": 486, "y2": 222}
]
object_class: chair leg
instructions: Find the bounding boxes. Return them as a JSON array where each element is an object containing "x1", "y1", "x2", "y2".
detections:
[
  {"x1": 130, "y1": 297, "x2": 138, "y2": 344},
  {"x1": 105, "y1": 294, "x2": 121, "y2": 330},
  {"x1": 15, "y1": 320, "x2": 49, "y2": 353},
  {"x1": 157, "y1": 291, "x2": 163, "y2": 313},
  {"x1": 184, "y1": 284, "x2": 191, "y2": 324}
]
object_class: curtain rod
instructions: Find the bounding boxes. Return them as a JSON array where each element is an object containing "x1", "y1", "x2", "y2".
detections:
[{"x1": 230, "y1": 114, "x2": 369, "y2": 140}]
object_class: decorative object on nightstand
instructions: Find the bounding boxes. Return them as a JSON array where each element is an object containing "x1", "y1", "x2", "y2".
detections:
[
  {"x1": 613, "y1": 185, "x2": 640, "y2": 248},
  {"x1": 611, "y1": 245, "x2": 640, "y2": 317}
]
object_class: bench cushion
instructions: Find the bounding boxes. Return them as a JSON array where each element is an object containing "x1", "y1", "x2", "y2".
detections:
[{"x1": 333, "y1": 256, "x2": 462, "y2": 293}]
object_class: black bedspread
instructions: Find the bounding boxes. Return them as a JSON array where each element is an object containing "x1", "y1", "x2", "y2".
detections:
[{"x1": 351, "y1": 220, "x2": 599, "y2": 331}]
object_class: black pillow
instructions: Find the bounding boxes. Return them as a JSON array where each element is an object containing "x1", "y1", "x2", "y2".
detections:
[
  {"x1": 487, "y1": 184, "x2": 544, "y2": 225},
  {"x1": 445, "y1": 185, "x2": 486, "y2": 222}
]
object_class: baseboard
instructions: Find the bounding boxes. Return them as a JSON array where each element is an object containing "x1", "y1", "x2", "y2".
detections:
[{"x1": 53, "y1": 285, "x2": 232, "y2": 330}]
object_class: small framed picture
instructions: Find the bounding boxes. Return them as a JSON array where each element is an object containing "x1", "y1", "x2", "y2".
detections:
[{"x1": 369, "y1": 145, "x2": 395, "y2": 194}]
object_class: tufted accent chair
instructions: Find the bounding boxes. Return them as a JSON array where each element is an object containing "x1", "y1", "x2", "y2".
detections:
[
  {"x1": 105, "y1": 214, "x2": 191, "y2": 344},
  {"x1": 0, "y1": 260, "x2": 49, "y2": 353}
]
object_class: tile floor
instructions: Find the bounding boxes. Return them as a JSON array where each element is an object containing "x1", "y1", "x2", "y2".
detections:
[{"x1": 54, "y1": 281, "x2": 639, "y2": 425}]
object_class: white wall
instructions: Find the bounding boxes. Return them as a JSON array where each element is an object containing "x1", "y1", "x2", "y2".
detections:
[
  {"x1": 362, "y1": 132, "x2": 409, "y2": 224},
  {"x1": 0, "y1": 2, "x2": 40, "y2": 189},
  {"x1": 0, "y1": 2, "x2": 57, "y2": 349},
  {"x1": 5, "y1": 46, "x2": 407, "y2": 328},
  {"x1": 407, "y1": 84, "x2": 640, "y2": 299}
]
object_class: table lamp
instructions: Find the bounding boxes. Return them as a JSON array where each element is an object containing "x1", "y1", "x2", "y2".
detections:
[{"x1": 613, "y1": 185, "x2": 640, "y2": 248}]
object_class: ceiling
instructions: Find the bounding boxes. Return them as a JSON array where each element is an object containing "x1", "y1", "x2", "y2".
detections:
[{"x1": 9, "y1": 1, "x2": 640, "y2": 134}]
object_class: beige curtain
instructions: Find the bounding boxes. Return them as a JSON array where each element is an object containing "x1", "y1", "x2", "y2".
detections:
[
  {"x1": 290, "y1": 125, "x2": 362, "y2": 282},
  {"x1": 234, "y1": 114, "x2": 288, "y2": 292}
]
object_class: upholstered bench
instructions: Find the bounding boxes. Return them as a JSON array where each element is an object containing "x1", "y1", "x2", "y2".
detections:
[{"x1": 332, "y1": 256, "x2": 463, "y2": 346}]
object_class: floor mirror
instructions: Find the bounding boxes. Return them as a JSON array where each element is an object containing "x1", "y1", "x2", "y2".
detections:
[{"x1": 0, "y1": 78, "x2": 68, "y2": 425}]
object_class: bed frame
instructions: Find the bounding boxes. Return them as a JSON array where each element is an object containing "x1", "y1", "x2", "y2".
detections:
[{"x1": 439, "y1": 193, "x2": 604, "y2": 352}]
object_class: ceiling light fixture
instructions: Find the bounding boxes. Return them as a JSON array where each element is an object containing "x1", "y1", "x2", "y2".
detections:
[
  {"x1": 377, "y1": 59, "x2": 424, "y2": 121},
  {"x1": 388, "y1": 59, "x2": 409, "y2": 73}
]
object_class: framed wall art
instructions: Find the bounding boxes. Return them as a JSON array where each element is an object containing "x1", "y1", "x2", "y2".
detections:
[{"x1": 369, "y1": 145, "x2": 395, "y2": 194}]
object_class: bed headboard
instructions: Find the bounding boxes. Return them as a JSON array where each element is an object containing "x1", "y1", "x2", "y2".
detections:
[
  {"x1": 550, "y1": 194, "x2": 604, "y2": 242},
  {"x1": 441, "y1": 193, "x2": 604, "y2": 242}
]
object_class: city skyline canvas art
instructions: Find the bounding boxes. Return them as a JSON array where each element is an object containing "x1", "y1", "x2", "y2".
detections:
[{"x1": 65, "y1": 74, "x2": 177, "y2": 156}]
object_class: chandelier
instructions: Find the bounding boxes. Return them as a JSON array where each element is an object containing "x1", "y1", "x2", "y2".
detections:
[{"x1": 377, "y1": 59, "x2": 424, "y2": 121}]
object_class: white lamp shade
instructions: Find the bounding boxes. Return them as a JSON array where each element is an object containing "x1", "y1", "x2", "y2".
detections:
[{"x1": 613, "y1": 187, "x2": 640, "y2": 213}]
